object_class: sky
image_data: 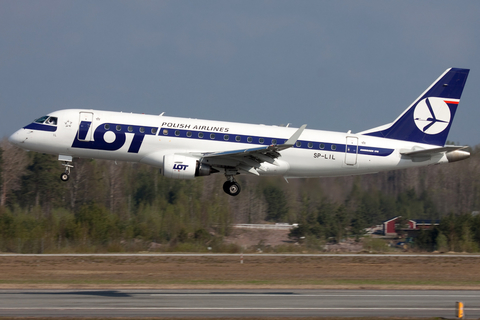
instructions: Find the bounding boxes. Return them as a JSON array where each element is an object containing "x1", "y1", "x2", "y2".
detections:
[{"x1": 1, "y1": 1, "x2": 480, "y2": 146}]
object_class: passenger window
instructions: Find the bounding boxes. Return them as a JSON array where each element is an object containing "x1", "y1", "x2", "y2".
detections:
[
  {"x1": 331, "y1": 144, "x2": 337, "y2": 150},
  {"x1": 319, "y1": 143, "x2": 325, "y2": 149},
  {"x1": 128, "y1": 126, "x2": 133, "y2": 132},
  {"x1": 151, "y1": 128, "x2": 157, "y2": 134},
  {"x1": 308, "y1": 142, "x2": 313, "y2": 148},
  {"x1": 259, "y1": 138, "x2": 265, "y2": 144},
  {"x1": 116, "y1": 125, "x2": 122, "y2": 131},
  {"x1": 235, "y1": 136, "x2": 241, "y2": 142},
  {"x1": 210, "y1": 133, "x2": 215, "y2": 139},
  {"x1": 175, "y1": 130, "x2": 180, "y2": 136},
  {"x1": 271, "y1": 139, "x2": 277, "y2": 145},
  {"x1": 296, "y1": 141, "x2": 301, "y2": 147},
  {"x1": 198, "y1": 132, "x2": 204, "y2": 138},
  {"x1": 140, "y1": 127, "x2": 145, "y2": 133},
  {"x1": 104, "y1": 124, "x2": 110, "y2": 130},
  {"x1": 163, "y1": 129, "x2": 168, "y2": 135},
  {"x1": 224, "y1": 135, "x2": 229, "y2": 140},
  {"x1": 186, "y1": 131, "x2": 192, "y2": 137},
  {"x1": 247, "y1": 137, "x2": 253, "y2": 143}
]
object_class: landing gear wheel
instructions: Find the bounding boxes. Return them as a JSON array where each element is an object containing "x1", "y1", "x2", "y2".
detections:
[
  {"x1": 223, "y1": 181, "x2": 241, "y2": 196},
  {"x1": 60, "y1": 159, "x2": 73, "y2": 182},
  {"x1": 222, "y1": 181, "x2": 230, "y2": 194}
]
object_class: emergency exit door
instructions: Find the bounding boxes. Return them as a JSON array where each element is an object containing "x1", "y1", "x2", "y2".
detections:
[{"x1": 345, "y1": 137, "x2": 358, "y2": 165}]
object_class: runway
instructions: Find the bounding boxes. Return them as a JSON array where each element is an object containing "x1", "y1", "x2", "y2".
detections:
[
  {"x1": 1, "y1": 289, "x2": 479, "y2": 318},
  {"x1": 2, "y1": 253, "x2": 480, "y2": 257}
]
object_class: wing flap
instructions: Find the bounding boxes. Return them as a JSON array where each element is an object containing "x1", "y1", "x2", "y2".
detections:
[
  {"x1": 201, "y1": 146, "x2": 269, "y2": 158},
  {"x1": 239, "y1": 165, "x2": 260, "y2": 176}
]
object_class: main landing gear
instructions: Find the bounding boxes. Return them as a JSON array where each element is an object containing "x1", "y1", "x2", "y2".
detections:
[{"x1": 223, "y1": 176, "x2": 241, "y2": 196}]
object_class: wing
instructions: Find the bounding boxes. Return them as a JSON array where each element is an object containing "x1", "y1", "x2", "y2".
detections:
[{"x1": 190, "y1": 124, "x2": 307, "y2": 175}]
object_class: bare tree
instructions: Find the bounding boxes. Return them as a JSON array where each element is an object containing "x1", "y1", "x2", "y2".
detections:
[
  {"x1": 0, "y1": 138, "x2": 29, "y2": 206},
  {"x1": 107, "y1": 160, "x2": 125, "y2": 213},
  {"x1": 68, "y1": 158, "x2": 90, "y2": 210}
]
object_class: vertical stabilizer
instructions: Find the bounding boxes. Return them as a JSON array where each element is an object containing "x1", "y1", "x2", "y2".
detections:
[{"x1": 361, "y1": 68, "x2": 469, "y2": 146}]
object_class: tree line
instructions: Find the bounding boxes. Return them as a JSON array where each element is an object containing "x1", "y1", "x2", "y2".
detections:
[{"x1": 1, "y1": 138, "x2": 480, "y2": 253}]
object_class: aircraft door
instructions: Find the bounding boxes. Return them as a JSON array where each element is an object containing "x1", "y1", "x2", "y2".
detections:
[
  {"x1": 78, "y1": 112, "x2": 94, "y2": 141},
  {"x1": 345, "y1": 136, "x2": 358, "y2": 165}
]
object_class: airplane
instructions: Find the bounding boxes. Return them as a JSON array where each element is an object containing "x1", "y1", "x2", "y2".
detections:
[{"x1": 9, "y1": 68, "x2": 470, "y2": 196}]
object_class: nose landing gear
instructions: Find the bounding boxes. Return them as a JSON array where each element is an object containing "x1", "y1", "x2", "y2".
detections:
[
  {"x1": 59, "y1": 156, "x2": 74, "y2": 182},
  {"x1": 60, "y1": 171, "x2": 70, "y2": 182},
  {"x1": 60, "y1": 163, "x2": 73, "y2": 181}
]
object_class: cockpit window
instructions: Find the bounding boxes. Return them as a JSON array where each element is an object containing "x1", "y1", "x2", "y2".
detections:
[
  {"x1": 34, "y1": 116, "x2": 57, "y2": 126},
  {"x1": 46, "y1": 117, "x2": 57, "y2": 125},
  {"x1": 34, "y1": 116, "x2": 49, "y2": 123}
]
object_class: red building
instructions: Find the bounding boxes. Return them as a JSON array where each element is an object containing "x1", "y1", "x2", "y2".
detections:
[
  {"x1": 383, "y1": 216, "x2": 416, "y2": 236},
  {"x1": 382, "y1": 216, "x2": 440, "y2": 237}
]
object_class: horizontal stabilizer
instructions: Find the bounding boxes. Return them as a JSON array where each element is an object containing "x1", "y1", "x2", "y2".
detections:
[
  {"x1": 400, "y1": 145, "x2": 468, "y2": 156},
  {"x1": 400, "y1": 145, "x2": 470, "y2": 163}
]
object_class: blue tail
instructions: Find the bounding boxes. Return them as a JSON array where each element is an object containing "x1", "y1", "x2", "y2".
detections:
[{"x1": 361, "y1": 68, "x2": 469, "y2": 146}]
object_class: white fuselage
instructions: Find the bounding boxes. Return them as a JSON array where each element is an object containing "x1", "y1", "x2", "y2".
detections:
[{"x1": 9, "y1": 109, "x2": 448, "y2": 178}]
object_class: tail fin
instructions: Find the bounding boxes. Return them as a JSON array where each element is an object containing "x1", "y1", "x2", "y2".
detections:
[{"x1": 360, "y1": 68, "x2": 469, "y2": 146}]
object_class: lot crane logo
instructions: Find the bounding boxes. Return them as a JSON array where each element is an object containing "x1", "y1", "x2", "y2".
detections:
[{"x1": 413, "y1": 97, "x2": 451, "y2": 135}]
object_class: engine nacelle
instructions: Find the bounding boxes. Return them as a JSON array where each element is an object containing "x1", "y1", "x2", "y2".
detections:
[{"x1": 163, "y1": 154, "x2": 215, "y2": 179}]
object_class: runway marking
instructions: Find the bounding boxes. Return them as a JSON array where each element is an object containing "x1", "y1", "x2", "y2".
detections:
[
  {"x1": 150, "y1": 294, "x2": 480, "y2": 297},
  {"x1": 1, "y1": 307, "x2": 478, "y2": 310}
]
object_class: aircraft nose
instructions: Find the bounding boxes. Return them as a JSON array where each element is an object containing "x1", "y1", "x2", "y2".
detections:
[{"x1": 8, "y1": 129, "x2": 25, "y2": 146}]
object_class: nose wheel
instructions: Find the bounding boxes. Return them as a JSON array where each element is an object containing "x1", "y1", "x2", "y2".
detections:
[
  {"x1": 60, "y1": 172, "x2": 70, "y2": 181},
  {"x1": 60, "y1": 161, "x2": 73, "y2": 182},
  {"x1": 223, "y1": 179, "x2": 241, "y2": 196}
]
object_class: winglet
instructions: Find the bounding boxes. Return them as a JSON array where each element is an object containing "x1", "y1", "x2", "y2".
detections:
[{"x1": 280, "y1": 124, "x2": 307, "y2": 148}]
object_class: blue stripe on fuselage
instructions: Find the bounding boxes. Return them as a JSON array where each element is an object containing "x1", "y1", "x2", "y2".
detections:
[
  {"x1": 24, "y1": 123, "x2": 57, "y2": 132},
  {"x1": 159, "y1": 127, "x2": 394, "y2": 157}
]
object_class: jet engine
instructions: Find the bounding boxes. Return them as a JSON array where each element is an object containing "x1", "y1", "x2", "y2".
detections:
[{"x1": 163, "y1": 154, "x2": 217, "y2": 179}]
